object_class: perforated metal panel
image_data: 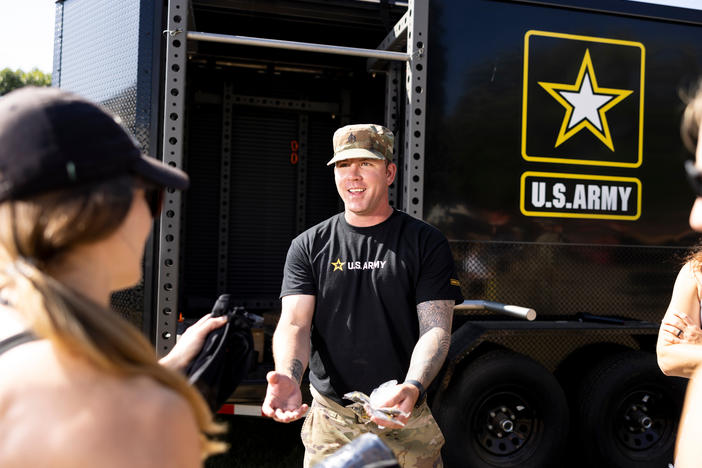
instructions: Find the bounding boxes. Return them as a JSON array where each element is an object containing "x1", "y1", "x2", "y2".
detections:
[
  {"x1": 483, "y1": 327, "x2": 644, "y2": 372},
  {"x1": 401, "y1": 0, "x2": 427, "y2": 218},
  {"x1": 52, "y1": 2, "x2": 63, "y2": 83},
  {"x1": 54, "y1": 0, "x2": 160, "y2": 156},
  {"x1": 58, "y1": 0, "x2": 139, "y2": 125},
  {"x1": 452, "y1": 240, "x2": 683, "y2": 322},
  {"x1": 54, "y1": 0, "x2": 161, "y2": 328},
  {"x1": 156, "y1": 0, "x2": 190, "y2": 353}
]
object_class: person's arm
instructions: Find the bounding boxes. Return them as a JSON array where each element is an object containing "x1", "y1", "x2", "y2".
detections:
[
  {"x1": 675, "y1": 365, "x2": 702, "y2": 467},
  {"x1": 406, "y1": 299, "x2": 453, "y2": 391},
  {"x1": 369, "y1": 299, "x2": 454, "y2": 428},
  {"x1": 262, "y1": 294, "x2": 315, "y2": 422},
  {"x1": 159, "y1": 313, "x2": 228, "y2": 372},
  {"x1": 657, "y1": 262, "x2": 702, "y2": 378}
]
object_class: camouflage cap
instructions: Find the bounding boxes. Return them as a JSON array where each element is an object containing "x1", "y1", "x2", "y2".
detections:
[{"x1": 327, "y1": 124, "x2": 394, "y2": 166}]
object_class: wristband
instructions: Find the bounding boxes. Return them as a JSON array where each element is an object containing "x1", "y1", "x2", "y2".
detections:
[{"x1": 405, "y1": 379, "x2": 426, "y2": 407}]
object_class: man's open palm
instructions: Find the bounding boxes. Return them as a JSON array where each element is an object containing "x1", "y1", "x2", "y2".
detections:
[{"x1": 262, "y1": 371, "x2": 309, "y2": 422}]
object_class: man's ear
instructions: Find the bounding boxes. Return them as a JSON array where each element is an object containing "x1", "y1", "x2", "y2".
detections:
[{"x1": 386, "y1": 162, "x2": 397, "y2": 185}]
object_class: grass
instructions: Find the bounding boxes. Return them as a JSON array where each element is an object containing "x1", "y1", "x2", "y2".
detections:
[{"x1": 206, "y1": 415, "x2": 305, "y2": 468}]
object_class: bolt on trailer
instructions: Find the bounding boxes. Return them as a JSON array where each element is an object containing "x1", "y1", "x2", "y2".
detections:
[{"x1": 52, "y1": 0, "x2": 702, "y2": 466}]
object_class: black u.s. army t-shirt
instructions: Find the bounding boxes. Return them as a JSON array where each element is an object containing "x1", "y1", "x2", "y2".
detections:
[{"x1": 280, "y1": 209, "x2": 463, "y2": 404}]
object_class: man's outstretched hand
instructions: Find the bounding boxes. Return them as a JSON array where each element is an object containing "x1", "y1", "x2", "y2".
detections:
[{"x1": 262, "y1": 371, "x2": 309, "y2": 422}]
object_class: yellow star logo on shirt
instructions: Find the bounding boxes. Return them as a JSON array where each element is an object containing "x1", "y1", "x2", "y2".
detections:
[
  {"x1": 538, "y1": 49, "x2": 633, "y2": 152},
  {"x1": 331, "y1": 258, "x2": 345, "y2": 271}
]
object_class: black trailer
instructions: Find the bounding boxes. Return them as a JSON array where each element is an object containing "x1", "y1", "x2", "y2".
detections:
[{"x1": 53, "y1": 0, "x2": 702, "y2": 466}]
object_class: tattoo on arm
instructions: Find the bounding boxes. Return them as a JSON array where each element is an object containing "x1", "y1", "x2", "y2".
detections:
[
  {"x1": 408, "y1": 300, "x2": 453, "y2": 385},
  {"x1": 289, "y1": 359, "x2": 304, "y2": 385},
  {"x1": 417, "y1": 300, "x2": 453, "y2": 336}
]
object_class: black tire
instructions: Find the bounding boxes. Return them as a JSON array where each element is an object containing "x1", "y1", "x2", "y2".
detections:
[
  {"x1": 574, "y1": 351, "x2": 686, "y2": 468},
  {"x1": 435, "y1": 349, "x2": 569, "y2": 468}
]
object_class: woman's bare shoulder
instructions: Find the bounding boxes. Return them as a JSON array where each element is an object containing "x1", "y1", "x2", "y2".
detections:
[
  {"x1": 96, "y1": 375, "x2": 202, "y2": 467},
  {"x1": 673, "y1": 262, "x2": 700, "y2": 294},
  {"x1": 0, "y1": 344, "x2": 201, "y2": 468}
]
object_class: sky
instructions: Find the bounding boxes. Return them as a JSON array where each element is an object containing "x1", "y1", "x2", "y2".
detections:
[{"x1": 0, "y1": 0, "x2": 56, "y2": 73}]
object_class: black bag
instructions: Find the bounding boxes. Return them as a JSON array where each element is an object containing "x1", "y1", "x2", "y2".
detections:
[{"x1": 184, "y1": 294, "x2": 258, "y2": 412}]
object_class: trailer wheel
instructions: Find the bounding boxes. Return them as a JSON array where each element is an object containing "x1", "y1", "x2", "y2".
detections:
[
  {"x1": 574, "y1": 351, "x2": 686, "y2": 468},
  {"x1": 435, "y1": 349, "x2": 568, "y2": 468}
]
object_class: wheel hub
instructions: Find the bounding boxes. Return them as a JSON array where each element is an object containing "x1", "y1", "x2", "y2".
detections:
[
  {"x1": 474, "y1": 392, "x2": 534, "y2": 456},
  {"x1": 615, "y1": 391, "x2": 668, "y2": 451}
]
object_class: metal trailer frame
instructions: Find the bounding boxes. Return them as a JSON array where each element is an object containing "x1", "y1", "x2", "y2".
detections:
[
  {"x1": 157, "y1": 0, "x2": 190, "y2": 354},
  {"x1": 157, "y1": 0, "x2": 428, "y2": 353}
]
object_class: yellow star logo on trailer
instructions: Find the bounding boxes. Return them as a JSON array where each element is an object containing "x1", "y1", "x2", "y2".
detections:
[
  {"x1": 538, "y1": 49, "x2": 633, "y2": 152},
  {"x1": 331, "y1": 258, "x2": 345, "y2": 271}
]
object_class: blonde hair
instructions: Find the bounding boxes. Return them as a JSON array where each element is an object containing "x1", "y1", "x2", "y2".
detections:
[
  {"x1": 681, "y1": 79, "x2": 702, "y2": 154},
  {"x1": 681, "y1": 81, "x2": 702, "y2": 269},
  {"x1": 0, "y1": 176, "x2": 226, "y2": 458}
]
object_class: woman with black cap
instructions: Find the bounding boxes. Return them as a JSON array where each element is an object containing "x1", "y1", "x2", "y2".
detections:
[{"x1": 0, "y1": 87, "x2": 226, "y2": 467}]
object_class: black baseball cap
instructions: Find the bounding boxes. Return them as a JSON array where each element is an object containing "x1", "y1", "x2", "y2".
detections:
[{"x1": 0, "y1": 86, "x2": 189, "y2": 202}]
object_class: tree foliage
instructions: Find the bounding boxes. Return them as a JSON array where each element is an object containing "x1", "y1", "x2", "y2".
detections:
[{"x1": 0, "y1": 68, "x2": 52, "y2": 96}]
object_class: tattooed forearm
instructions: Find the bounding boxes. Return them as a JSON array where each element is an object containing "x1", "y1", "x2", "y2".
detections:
[
  {"x1": 407, "y1": 329, "x2": 451, "y2": 385},
  {"x1": 406, "y1": 300, "x2": 453, "y2": 386},
  {"x1": 437, "y1": 333, "x2": 450, "y2": 358},
  {"x1": 272, "y1": 295, "x2": 314, "y2": 386},
  {"x1": 289, "y1": 358, "x2": 304, "y2": 385}
]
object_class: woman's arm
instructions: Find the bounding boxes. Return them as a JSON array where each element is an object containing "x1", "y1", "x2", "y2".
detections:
[
  {"x1": 657, "y1": 262, "x2": 702, "y2": 378},
  {"x1": 159, "y1": 313, "x2": 228, "y2": 372},
  {"x1": 675, "y1": 365, "x2": 702, "y2": 467}
]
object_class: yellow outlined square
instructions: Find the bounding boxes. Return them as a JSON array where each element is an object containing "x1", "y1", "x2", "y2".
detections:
[
  {"x1": 522, "y1": 30, "x2": 645, "y2": 168},
  {"x1": 520, "y1": 171, "x2": 642, "y2": 220}
]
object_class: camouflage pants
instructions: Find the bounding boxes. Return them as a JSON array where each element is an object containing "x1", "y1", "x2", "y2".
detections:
[{"x1": 301, "y1": 386, "x2": 444, "y2": 468}]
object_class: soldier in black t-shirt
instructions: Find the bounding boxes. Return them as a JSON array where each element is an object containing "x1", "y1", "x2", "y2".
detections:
[{"x1": 262, "y1": 123, "x2": 463, "y2": 468}]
